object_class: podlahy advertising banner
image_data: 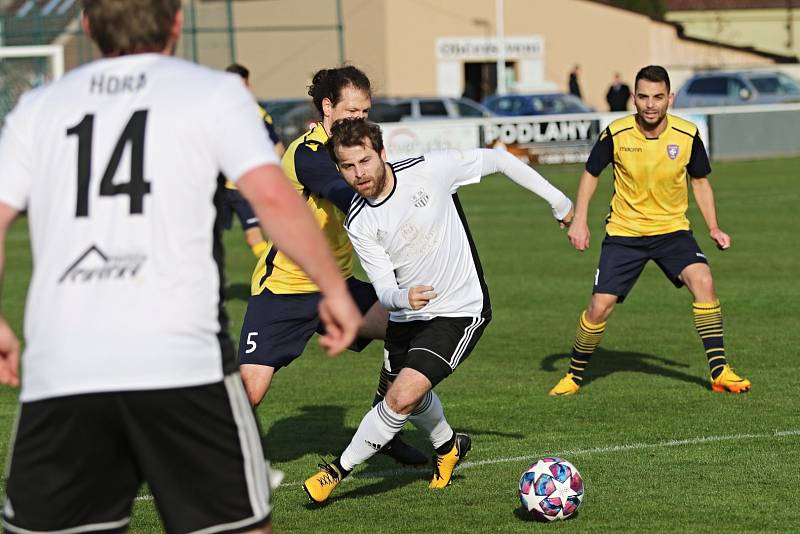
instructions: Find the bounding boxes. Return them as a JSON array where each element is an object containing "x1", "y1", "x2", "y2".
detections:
[
  {"x1": 483, "y1": 118, "x2": 599, "y2": 164},
  {"x1": 381, "y1": 112, "x2": 709, "y2": 163}
]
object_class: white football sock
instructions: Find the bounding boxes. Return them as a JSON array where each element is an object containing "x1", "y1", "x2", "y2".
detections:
[
  {"x1": 339, "y1": 400, "x2": 409, "y2": 471},
  {"x1": 409, "y1": 390, "x2": 453, "y2": 449}
]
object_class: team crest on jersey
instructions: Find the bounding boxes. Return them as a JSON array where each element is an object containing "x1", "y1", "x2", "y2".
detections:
[
  {"x1": 411, "y1": 188, "x2": 430, "y2": 208},
  {"x1": 667, "y1": 144, "x2": 680, "y2": 160},
  {"x1": 376, "y1": 229, "x2": 387, "y2": 243},
  {"x1": 59, "y1": 244, "x2": 146, "y2": 284}
]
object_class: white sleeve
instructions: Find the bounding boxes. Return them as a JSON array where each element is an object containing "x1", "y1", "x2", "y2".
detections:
[
  {"x1": 372, "y1": 272, "x2": 410, "y2": 311},
  {"x1": 427, "y1": 149, "x2": 484, "y2": 193},
  {"x1": 212, "y1": 74, "x2": 280, "y2": 183},
  {"x1": 480, "y1": 148, "x2": 573, "y2": 220},
  {"x1": 346, "y1": 222, "x2": 410, "y2": 311},
  {"x1": 0, "y1": 106, "x2": 34, "y2": 210}
]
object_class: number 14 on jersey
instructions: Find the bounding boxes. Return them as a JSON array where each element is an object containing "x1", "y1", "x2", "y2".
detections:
[{"x1": 66, "y1": 109, "x2": 152, "y2": 218}]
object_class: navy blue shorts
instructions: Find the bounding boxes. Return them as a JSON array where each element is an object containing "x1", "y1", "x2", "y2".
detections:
[
  {"x1": 222, "y1": 188, "x2": 259, "y2": 230},
  {"x1": 238, "y1": 277, "x2": 378, "y2": 369},
  {"x1": 384, "y1": 313, "x2": 491, "y2": 388},
  {"x1": 593, "y1": 230, "x2": 708, "y2": 303}
]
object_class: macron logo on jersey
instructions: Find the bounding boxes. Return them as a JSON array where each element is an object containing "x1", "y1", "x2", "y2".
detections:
[{"x1": 59, "y1": 244, "x2": 146, "y2": 284}]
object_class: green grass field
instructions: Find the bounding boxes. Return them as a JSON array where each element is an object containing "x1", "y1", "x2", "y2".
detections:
[{"x1": 1, "y1": 157, "x2": 799, "y2": 532}]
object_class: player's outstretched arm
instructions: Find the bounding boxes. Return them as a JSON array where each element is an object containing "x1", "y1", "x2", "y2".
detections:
[
  {"x1": 690, "y1": 177, "x2": 730, "y2": 250},
  {"x1": 0, "y1": 202, "x2": 20, "y2": 386},
  {"x1": 566, "y1": 170, "x2": 600, "y2": 251},
  {"x1": 479, "y1": 149, "x2": 573, "y2": 223},
  {"x1": 238, "y1": 164, "x2": 363, "y2": 355}
]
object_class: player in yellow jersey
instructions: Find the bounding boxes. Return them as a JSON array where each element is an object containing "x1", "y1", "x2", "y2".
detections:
[
  {"x1": 239, "y1": 66, "x2": 426, "y2": 466},
  {"x1": 549, "y1": 65, "x2": 751, "y2": 396},
  {"x1": 222, "y1": 64, "x2": 285, "y2": 258}
]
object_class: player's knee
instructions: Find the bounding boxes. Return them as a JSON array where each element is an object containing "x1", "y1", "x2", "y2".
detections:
[
  {"x1": 384, "y1": 388, "x2": 418, "y2": 415},
  {"x1": 587, "y1": 299, "x2": 615, "y2": 323},
  {"x1": 693, "y1": 273, "x2": 715, "y2": 296},
  {"x1": 240, "y1": 365, "x2": 274, "y2": 408}
]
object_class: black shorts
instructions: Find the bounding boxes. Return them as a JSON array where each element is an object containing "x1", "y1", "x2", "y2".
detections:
[
  {"x1": 3, "y1": 374, "x2": 271, "y2": 534},
  {"x1": 384, "y1": 314, "x2": 491, "y2": 388},
  {"x1": 222, "y1": 188, "x2": 259, "y2": 230},
  {"x1": 593, "y1": 230, "x2": 708, "y2": 303},
  {"x1": 238, "y1": 277, "x2": 378, "y2": 369}
]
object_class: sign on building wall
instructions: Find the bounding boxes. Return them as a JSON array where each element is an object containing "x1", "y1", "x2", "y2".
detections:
[
  {"x1": 435, "y1": 35, "x2": 547, "y2": 97},
  {"x1": 435, "y1": 36, "x2": 543, "y2": 61}
]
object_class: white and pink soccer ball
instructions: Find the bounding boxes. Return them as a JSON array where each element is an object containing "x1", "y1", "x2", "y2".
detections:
[{"x1": 518, "y1": 457, "x2": 584, "y2": 522}]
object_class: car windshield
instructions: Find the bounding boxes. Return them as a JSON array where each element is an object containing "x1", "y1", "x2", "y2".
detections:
[
  {"x1": 528, "y1": 94, "x2": 588, "y2": 114},
  {"x1": 369, "y1": 101, "x2": 412, "y2": 122},
  {"x1": 747, "y1": 73, "x2": 800, "y2": 95},
  {"x1": 261, "y1": 100, "x2": 313, "y2": 122},
  {"x1": 456, "y1": 99, "x2": 486, "y2": 117}
]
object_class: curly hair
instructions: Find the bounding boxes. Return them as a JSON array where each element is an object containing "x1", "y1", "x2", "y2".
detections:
[
  {"x1": 307, "y1": 66, "x2": 371, "y2": 115},
  {"x1": 327, "y1": 118, "x2": 384, "y2": 163}
]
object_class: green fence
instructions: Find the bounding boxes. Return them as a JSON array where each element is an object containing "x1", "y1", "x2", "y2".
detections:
[{"x1": 1, "y1": 0, "x2": 236, "y2": 66}]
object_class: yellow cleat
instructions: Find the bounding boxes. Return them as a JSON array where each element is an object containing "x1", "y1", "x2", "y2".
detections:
[
  {"x1": 303, "y1": 461, "x2": 342, "y2": 503},
  {"x1": 548, "y1": 373, "x2": 581, "y2": 396},
  {"x1": 711, "y1": 365, "x2": 751, "y2": 393},
  {"x1": 430, "y1": 433, "x2": 471, "y2": 489}
]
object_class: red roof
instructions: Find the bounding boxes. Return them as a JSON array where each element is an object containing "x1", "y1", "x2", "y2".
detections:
[{"x1": 666, "y1": 0, "x2": 794, "y2": 10}]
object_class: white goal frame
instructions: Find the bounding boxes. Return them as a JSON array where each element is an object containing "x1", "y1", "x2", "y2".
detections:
[{"x1": 0, "y1": 44, "x2": 65, "y2": 80}]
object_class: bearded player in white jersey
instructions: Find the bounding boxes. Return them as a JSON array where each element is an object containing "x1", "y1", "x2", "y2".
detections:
[
  {"x1": 0, "y1": 1, "x2": 361, "y2": 533},
  {"x1": 302, "y1": 118, "x2": 574, "y2": 503}
]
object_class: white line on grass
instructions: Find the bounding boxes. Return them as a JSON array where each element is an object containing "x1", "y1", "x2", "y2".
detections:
[{"x1": 134, "y1": 428, "x2": 799, "y2": 500}]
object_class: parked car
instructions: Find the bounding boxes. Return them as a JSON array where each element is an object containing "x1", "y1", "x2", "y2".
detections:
[
  {"x1": 482, "y1": 92, "x2": 593, "y2": 116},
  {"x1": 368, "y1": 96, "x2": 492, "y2": 122},
  {"x1": 269, "y1": 96, "x2": 493, "y2": 145},
  {"x1": 673, "y1": 71, "x2": 800, "y2": 108},
  {"x1": 260, "y1": 99, "x2": 316, "y2": 145}
]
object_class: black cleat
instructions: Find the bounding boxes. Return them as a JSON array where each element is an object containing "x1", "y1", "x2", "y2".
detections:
[{"x1": 379, "y1": 434, "x2": 428, "y2": 466}]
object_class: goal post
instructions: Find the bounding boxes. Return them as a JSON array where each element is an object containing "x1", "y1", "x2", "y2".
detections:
[{"x1": 0, "y1": 44, "x2": 64, "y2": 124}]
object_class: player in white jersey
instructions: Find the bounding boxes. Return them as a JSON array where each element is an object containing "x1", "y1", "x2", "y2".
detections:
[
  {"x1": 302, "y1": 118, "x2": 573, "y2": 502},
  {"x1": 0, "y1": 1, "x2": 361, "y2": 533}
]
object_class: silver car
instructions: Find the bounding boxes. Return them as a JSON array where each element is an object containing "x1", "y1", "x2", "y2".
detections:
[{"x1": 673, "y1": 71, "x2": 800, "y2": 108}]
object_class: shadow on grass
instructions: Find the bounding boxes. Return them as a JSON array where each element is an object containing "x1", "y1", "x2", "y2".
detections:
[
  {"x1": 540, "y1": 348, "x2": 708, "y2": 390},
  {"x1": 263, "y1": 404, "x2": 525, "y2": 501},
  {"x1": 260, "y1": 405, "x2": 355, "y2": 463},
  {"x1": 225, "y1": 282, "x2": 250, "y2": 302},
  {"x1": 262, "y1": 405, "x2": 526, "y2": 464}
]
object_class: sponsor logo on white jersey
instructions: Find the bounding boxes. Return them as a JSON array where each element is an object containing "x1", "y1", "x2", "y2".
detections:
[{"x1": 59, "y1": 244, "x2": 146, "y2": 284}]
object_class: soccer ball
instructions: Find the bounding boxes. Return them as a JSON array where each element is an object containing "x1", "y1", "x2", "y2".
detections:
[{"x1": 518, "y1": 457, "x2": 584, "y2": 522}]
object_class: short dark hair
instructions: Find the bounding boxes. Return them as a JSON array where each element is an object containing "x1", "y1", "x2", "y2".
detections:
[
  {"x1": 327, "y1": 118, "x2": 384, "y2": 162},
  {"x1": 635, "y1": 65, "x2": 671, "y2": 93},
  {"x1": 225, "y1": 63, "x2": 249, "y2": 81},
  {"x1": 308, "y1": 66, "x2": 371, "y2": 115},
  {"x1": 82, "y1": 0, "x2": 181, "y2": 55}
]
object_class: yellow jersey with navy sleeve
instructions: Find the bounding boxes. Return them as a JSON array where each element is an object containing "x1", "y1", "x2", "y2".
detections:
[
  {"x1": 586, "y1": 114, "x2": 711, "y2": 237},
  {"x1": 250, "y1": 122, "x2": 357, "y2": 295},
  {"x1": 224, "y1": 104, "x2": 281, "y2": 190}
]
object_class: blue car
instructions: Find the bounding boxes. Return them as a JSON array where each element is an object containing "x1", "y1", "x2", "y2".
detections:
[{"x1": 482, "y1": 93, "x2": 592, "y2": 116}]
